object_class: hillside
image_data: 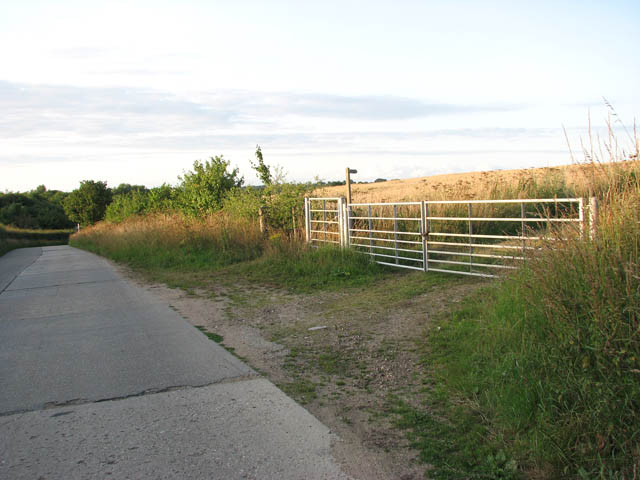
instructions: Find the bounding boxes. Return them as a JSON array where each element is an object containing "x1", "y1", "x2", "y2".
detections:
[{"x1": 315, "y1": 162, "x2": 621, "y2": 203}]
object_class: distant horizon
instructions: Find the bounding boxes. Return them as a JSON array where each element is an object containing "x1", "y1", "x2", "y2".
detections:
[{"x1": 4, "y1": 151, "x2": 631, "y2": 195}]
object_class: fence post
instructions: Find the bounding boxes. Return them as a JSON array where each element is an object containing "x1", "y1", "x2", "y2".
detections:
[
  {"x1": 589, "y1": 196, "x2": 598, "y2": 240},
  {"x1": 342, "y1": 197, "x2": 350, "y2": 248},
  {"x1": 368, "y1": 205, "x2": 374, "y2": 255},
  {"x1": 421, "y1": 201, "x2": 428, "y2": 272},
  {"x1": 258, "y1": 207, "x2": 266, "y2": 234},
  {"x1": 521, "y1": 202, "x2": 526, "y2": 259},
  {"x1": 337, "y1": 197, "x2": 344, "y2": 248},
  {"x1": 304, "y1": 197, "x2": 310, "y2": 243},
  {"x1": 336, "y1": 198, "x2": 344, "y2": 248},
  {"x1": 393, "y1": 205, "x2": 399, "y2": 264},
  {"x1": 322, "y1": 200, "x2": 327, "y2": 242},
  {"x1": 468, "y1": 203, "x2": 473, "y2": 273},
  {"x1": 578, "y1": 197, "x2": 585, "y2": 240}
]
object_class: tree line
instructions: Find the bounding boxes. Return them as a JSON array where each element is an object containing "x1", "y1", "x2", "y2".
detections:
[
  {"x1": 1, "y1": 147, "x2": 329, "y2": 231},
  {"x1": 0, "y1": 186, "x2": 74, "y2": 229}
]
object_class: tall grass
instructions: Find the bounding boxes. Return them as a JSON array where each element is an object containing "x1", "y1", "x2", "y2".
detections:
[
  {"x1": 71, "y1": 213, "x2": 265, "y2": 271},
  {"x1": 420, "y1": 151, "x2": 640, "y2": 476}
]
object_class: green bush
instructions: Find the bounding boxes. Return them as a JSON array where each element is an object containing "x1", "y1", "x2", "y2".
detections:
[
  {"x1": 0, "y1": 189, "x2": 73, "y2": 229},
  {"x1": 222, "y1": 187, "x2": 263, "y2": 220},
  {"x1": 105, "y1": 184, "x2": 178, "y2": 223},
  {"x1": 105, "y1": 191, "x2": 149, "y2": 222},
  {"x1": 174, "y1": 156, "x2": 243, "y2": 217}
]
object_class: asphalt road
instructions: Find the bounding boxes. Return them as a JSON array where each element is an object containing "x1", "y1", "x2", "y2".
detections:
[{"x1": 0, "y1": 246, "x2": 351, "y2": 479}]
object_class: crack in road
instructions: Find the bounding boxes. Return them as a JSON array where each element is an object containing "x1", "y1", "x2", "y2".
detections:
[
  {"x1": 3, "y1": 278, "x2": 120, "y2": 293},
  {"x1": 0, "y1": 248, "x2": 42, "y2": 295},
  {"x1": 0, "y1": 374, "x2": 259, "y2": 418}
]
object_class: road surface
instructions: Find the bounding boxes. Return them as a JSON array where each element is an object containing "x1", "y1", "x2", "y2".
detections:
[{"x1": 0, "y1": 246, "x2": 351, "y2": 479}]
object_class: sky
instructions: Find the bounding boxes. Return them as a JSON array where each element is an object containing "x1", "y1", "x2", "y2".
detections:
[{"x1": 1, "y1": 0, "x2": 639, "y2": 192}]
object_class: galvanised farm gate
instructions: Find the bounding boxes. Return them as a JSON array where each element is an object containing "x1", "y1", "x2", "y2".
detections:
[{"x1": 304, "y1": 196, "x2": 596, "y2": 278}]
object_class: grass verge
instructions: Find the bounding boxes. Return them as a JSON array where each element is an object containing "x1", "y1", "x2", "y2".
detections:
[
  {"x1": 70, "y1": 213, "x2": 264, "y2": 271},
  {"x1": 71, "y1": 212, "x2": 395, "y2": 293},
  {"x1": 222, "y1": 238, "x2": 390, "y2": 292},
  {"x1": 0, "y1": 224, "x2": 72, "y2": 257},
  {"x1": 395, "y1": 180, "x2": 640, "y2": 478}
]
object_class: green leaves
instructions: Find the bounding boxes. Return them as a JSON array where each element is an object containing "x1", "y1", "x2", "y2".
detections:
[
  {"x1": 251, "y1": 145, "x2": 272, "y2": 186},
  {"x1": 0, "y1": 189, "x2": 73, "y2": 229},
  {"x1": 176, "y1": 156, "x2": 244, "y2": 217},
  {"x1": 63, "y1": 180, "x2": 112, "y2": 226}
]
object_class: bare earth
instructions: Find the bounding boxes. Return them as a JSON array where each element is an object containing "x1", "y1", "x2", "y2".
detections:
[{"x1": 115, "y1": 262, "x2": 482, "y2": 480}]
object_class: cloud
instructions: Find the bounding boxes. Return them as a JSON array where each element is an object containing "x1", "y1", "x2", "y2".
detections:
[
  {"x1": 0, "y1": 80, "x2": 524, "y2": 140},
  {"x1": 0, "y1": 81, "x2": 222, "y2": 119},
  {"x1": 0, "y1": 81, "x2": 237, "y2": 138},
  {"x1": 2, "y1": 80, "x2": 566, "y2": 191},
  {"x1": 51, "y1": 47, "x2": 112, "y2": 58},
  {"x1": 201, "y1": 90, "x2": 521, "y2": 121},
  {"x1": 258, "y1": 93, "x2": 520, "y2": 119}
]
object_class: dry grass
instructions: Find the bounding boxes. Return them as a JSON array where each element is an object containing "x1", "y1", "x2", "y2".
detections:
[
  {"x1": 71, "y1": 212, "x2": 265, "y2": 270},
  {"x1": 316, "y1": 162, "x2": 635, "y2": 203}
]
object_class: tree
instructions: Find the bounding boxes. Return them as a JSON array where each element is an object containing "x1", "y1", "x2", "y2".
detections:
[
  {"x1": 176, "y1": 156, "x2": 243, "y2": 216},
  {"x1": 250, "y1": 145, "x2": 272, "y2": 186},
  {"x1": 0, "y1": 190, "x2": 73, "y2": 229},
  {"x1": 63, "y1": 180, "x2": 113, "y2": 226},
  {"x1": 112, "y1": 183, "x2": 148, "y2": 196}
]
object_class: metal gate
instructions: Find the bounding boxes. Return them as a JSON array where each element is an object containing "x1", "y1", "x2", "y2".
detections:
[
  {"x1": 305, "y1": 196, "x2": 589, "y2": 278},
  {"x1": 304, "y1": 197, "x2": 347, "y2": 247},
  {"x1": 348, "y1": 201, "x2": 425, "y2": 271}
]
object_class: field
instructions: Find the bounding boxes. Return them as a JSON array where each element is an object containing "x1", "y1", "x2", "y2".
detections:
[
  {"x1": 69, "y1": 152, "x2": 640, "y2": 479},
  {"x1": 316, "y1": 162, "x2": 625, "y2": 202}
]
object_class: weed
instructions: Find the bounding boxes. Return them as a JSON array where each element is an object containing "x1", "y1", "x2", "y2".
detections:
[
  {"x1": 279, "y1": 379, "x2": 317, "y2": 404},
  {"x1": 390, "y1": 395, "x2": 519, "y2": 479},
  {"x1": 317, "y1": 349, "x2": 352, "y2": 376},
  {"x1": 195, "y1": 326, "x2": 224, "y2": 343},
  {"x1": 194, "y1": 325, "x2": 245, "y2": 360}
]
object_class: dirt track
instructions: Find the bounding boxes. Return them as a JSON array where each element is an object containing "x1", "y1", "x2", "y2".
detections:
[{"x1": 118, "y1": 263, "x2": 482, "y2": 479}]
